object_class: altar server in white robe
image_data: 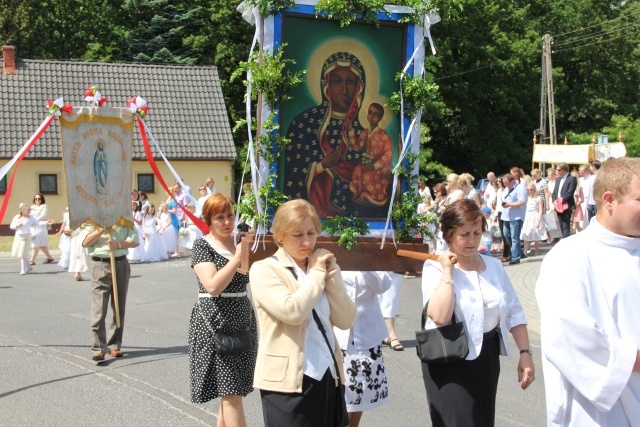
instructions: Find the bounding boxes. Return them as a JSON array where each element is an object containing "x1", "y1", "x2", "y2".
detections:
[{"x1": 536, "y1": 157, "x2": 640, "y2": 427}]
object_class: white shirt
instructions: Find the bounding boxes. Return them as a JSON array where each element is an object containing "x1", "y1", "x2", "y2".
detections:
[
  {"x1": 587, "y1": 174, "x2": 597, "y2": 205},
  {"x1": 421, "y1": 256, "x2": 527, "y2": 360},
  {"x1": 287, "y1": 253, "x2": 336, "y2": 381},
  {"x1": 556, "y1": 174, "x2": 567, "y2": 196},
  {"x1": 536, "y1": 219, "x2": 640, "y2": 426},
  {"x1": 334, "y1": 271, "x2": 391, "y2": 350}
]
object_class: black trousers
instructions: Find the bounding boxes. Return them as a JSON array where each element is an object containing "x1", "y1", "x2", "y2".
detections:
[
  {"x1": 421, "y1": 329, "x2": 501, "y2": 427},
  {"x1": 557, "y1": 209, "x2": 573, "y2": 238},
  {"x1": 261, "y1": 369, "x2": 339, "y2": 427}
]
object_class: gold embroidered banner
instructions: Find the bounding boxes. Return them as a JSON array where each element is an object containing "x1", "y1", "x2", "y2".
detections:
[{"x1": 60, "y1": 107, "x2": 134, "y2": 229}]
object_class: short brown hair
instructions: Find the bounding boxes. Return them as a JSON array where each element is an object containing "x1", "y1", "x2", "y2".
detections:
[
  {"x1": 202, "y1": 193, "x2": 235, "y2": 227},
  {"x1": 556, "y1": 162, "x2": 569, "y2": 173},
  {"x1": 272, "y1": 199, "x2": 321, "y2": 247},
  {"x1": 440, "y1": 199, "x2": 486, "y2": 243},
  {"x1": 593, "y1": 157, "x2": 640, "y2": 210},
  {"x1": 432, "y1": 183, "x2": 448, "y2": 197}
]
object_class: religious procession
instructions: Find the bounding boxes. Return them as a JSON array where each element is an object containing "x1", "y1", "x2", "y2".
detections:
[{"x1": 1, "y1": 1, "x2": 639, "y2": 426}]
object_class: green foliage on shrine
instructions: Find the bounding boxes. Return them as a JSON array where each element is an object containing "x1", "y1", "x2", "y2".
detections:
[
  {"x1": 392, "y1": 151, "x2": 438, "y2": 242},
  {"x1": 388, "y1": 72, "x2": 442, "y2": 118},
  {"x1": 231, "y1": 43, "x2": 306, "y2": 110},
  {"x1": 244, "y1": 0, "x2": 296, "y2": 16},
  {"x1": 235, "y1": 174, "x2": 288, "y2": 231},
  {"x1": 321, "y1": 216, "x2": 370, "y2": 251},
  {"x1": 315, "y1": 0, "x2": 387, "y2": 27}
]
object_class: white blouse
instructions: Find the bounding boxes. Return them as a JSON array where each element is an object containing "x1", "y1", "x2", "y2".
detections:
[{"x1": 421, "y1": 255, "x2": 527, "y2": 360}]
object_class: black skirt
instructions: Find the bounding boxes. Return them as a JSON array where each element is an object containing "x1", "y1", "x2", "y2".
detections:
[
  {"x1": 260, "y1": 369, "x2": 339, "y2": 427},
  {"x1": 421, "y1": 328, "x2": 501, "y2": 427}
]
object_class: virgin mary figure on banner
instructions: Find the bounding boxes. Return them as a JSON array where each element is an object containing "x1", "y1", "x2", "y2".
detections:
[{"x1": 285, "y1": 51, "x2": 367, "y2": 217}]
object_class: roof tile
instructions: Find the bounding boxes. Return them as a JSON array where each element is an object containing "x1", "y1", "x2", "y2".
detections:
[{"x1": 0, "y1": 59, "x2": 235, "y2": 160}]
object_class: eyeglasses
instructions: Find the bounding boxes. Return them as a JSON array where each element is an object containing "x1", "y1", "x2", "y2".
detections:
[
  {"x1": 555, "y1": 168, "x2": 562, "y2": 171},
  {"x1": 34, "y1": 197, "x2": 42, "y2": 200}
]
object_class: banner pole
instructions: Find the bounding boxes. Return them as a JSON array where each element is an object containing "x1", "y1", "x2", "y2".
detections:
[{"x1": 107, "y1": 228, "x2": 121, "y2": 329}]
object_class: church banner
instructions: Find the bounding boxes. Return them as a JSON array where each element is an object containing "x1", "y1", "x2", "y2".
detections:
[{"x1": 60, "y1": 107, "x2": 134, "y2": 229}]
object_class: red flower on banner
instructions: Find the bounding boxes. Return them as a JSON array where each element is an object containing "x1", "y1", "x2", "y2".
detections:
[
  {"x1": 84, "y1": 86, "x2": 108, "y2": 107},
  {"x1": 46, "y1": 97, "x2": 73, "y2": 117},
  {"x1": 127, "y1": 96, "x2": 148, "y2": 119}
]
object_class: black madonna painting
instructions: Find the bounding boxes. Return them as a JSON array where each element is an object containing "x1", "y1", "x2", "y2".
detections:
[{"x1": 279, "y1": 13, "x2": 406, "y2": 219}]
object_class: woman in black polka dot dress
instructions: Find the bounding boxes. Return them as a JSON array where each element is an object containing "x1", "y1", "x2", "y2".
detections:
[{"x1": 188, "y1": 193, "x2": 257, "y2": 425}]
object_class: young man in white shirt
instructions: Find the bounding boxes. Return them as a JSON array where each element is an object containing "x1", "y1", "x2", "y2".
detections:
[{"x1": 536, "y1": 157, "x2": 640, "y2": 426}]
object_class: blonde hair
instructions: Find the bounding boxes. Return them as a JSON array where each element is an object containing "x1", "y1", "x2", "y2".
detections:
[
  {"x1": 446, "y1": 173, "x2": 460, "y2": 190},
  {"x1": 526, "y1": 183, "x2": 539, "y2": 200},
  {"x1": 459, "y1": 173, "x2": 475, "y2": 187},
  {"x1": 593, "y1": 157, "x2": 640, "y2": 210},
  {"x1": 272, "y1": 199, "x2": 320, "y2": 247}
]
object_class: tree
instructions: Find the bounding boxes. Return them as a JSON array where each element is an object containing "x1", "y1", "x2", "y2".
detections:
[{"x1": 425, "y1": 0, "x2": 541, "y2": 177}]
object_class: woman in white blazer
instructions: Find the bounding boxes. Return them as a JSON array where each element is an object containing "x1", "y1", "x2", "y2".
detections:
[{"x1": 420, "y1": 199, "x2": 535, "y2": 426}]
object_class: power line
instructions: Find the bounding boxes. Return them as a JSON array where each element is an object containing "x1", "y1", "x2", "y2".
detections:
[
  {"x1": 554, "y1": 8, "x2": 640, "y2": 38},
  {"x1": 434, "y1": 64, "x2": 495, "y2": 81},
  {"x1": 553, "y1": 32, "x2": 632, "y2": 54},
  {"x1": 554, "y1": 20, "x2": 640, "y2": 47}
]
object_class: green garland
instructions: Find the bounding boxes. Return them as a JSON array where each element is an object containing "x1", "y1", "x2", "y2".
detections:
[
  {"x1": 321, "y1": 216, "x2": 370, "y2": 250},
  {"x1": 243, "y1": 0, "x2": 296, "y2": 17},
  {"x1": 391, "y1": 151, "x2": 438, "y2": 242}
]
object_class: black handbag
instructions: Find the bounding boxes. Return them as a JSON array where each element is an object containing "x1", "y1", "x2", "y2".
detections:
[
  {"x1": 197, "y1": 300, "x2": 255, "y2": 355},
  {"x1": 415, "y1": 303, "x2": 469, "y2": 364},
  {"x1": 212, "y1": 325, "x2": 254, "y2": 355}
]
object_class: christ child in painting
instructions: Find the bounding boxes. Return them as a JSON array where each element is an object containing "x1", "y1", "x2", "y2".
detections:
[{"x1": 345, "y1": 102, "x2": 393, "y2": 206}]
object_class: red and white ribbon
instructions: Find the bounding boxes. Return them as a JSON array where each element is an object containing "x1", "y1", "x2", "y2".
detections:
[
  {"x1": 134, "y1": 115, "x2": 209, "y2": 234},
  {"x1": 0, "y1": 113, "x2": 55, "y2": 224},
  {"x1": 84, "y1": 86, "x2": 108, "y2": 107}
]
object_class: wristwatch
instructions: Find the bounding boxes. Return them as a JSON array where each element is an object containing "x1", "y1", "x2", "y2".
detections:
[{"x1": 520, "y1": 349, "x2": 533, "y2": 355}]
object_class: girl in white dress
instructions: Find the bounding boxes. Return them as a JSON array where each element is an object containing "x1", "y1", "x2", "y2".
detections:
[
  {"x1": 142, "y1": 204, "x2": 168, "y2": 262},
  {"x1": 10, "y1": 203, "x2": 39, "y2": 275},
  {"x1": 180, "y1": 203, "x2": 203, "y2": 256},
  {"x1": 57, "y1": 209, "x2": 72, "y2": 269},
  {"x1": 520, "y1": 182, "x2": 547, "y2": 256},
  {"x1": 128, "y1": 200, "x2": 147, "y2": 262},
  {"x1": 68, "y1": 225, "x2": 90, "y2": 281},
  {"x1": 159, "y1": 202, "x2": 178, "y2": 257}
]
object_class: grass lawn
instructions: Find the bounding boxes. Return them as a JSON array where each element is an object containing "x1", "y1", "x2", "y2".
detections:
[{"x1": 0, "y1": 235, "x2": 60, "y2": 252}]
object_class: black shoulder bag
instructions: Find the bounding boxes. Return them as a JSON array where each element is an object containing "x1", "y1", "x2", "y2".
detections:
[
  {"x1": 277, "y1": 258, "x2": 350, "y2": 427},
  {"x1": 415, "y1": 302, "x2": 469, "y2": 364}
]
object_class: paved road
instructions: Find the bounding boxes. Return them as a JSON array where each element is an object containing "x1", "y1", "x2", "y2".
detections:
[{"x1": 0, "y1": 249, "x2": 548, "y2": 426}]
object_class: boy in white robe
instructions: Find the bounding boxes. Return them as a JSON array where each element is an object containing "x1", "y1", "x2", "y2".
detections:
[{"x1": 536, "y1": 157, "x2": 640, "y2": 427}]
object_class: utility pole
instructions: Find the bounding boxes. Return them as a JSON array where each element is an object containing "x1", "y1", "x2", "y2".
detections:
[{"x1": 539, "y1": 32, "x2": 557, "y2": 146}]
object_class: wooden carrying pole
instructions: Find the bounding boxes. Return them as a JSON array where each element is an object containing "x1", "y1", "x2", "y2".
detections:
[
  {"x1": 107, "y1": 229, "x2": 121, "y2": 328},
  {"x1": 396, "y1": 249, "x2": 457, "y2": 264}
]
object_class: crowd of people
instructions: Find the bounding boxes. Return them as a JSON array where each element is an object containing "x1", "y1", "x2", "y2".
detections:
[
  {"x1": 8, "y1": 157, "x2": 638, "y2": 426},
  {"x1": 416, "y1": 161, "x2": 602, "y2": 266}
]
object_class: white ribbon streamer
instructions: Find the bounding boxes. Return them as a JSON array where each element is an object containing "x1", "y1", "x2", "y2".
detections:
[
  {"x1": 137, "y1": 118, "x2": 200, "y2": 208},
  {"x1": 0, "y1": 116, "x2": 52, "y2": 182},
  {"x1": 380, "y1": 13, "x2": 439, "y2": 248}
]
